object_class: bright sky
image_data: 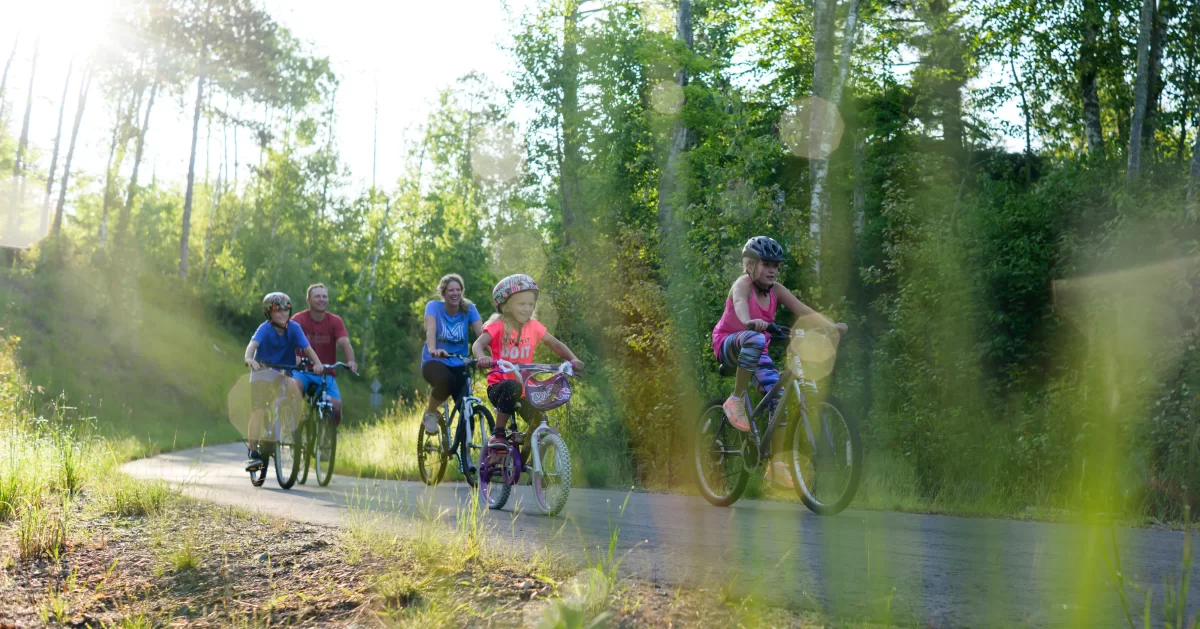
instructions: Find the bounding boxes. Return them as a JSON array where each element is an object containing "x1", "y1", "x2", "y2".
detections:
[{"x1": 0, "y1": 0, "x2": 531, "y2": 198}]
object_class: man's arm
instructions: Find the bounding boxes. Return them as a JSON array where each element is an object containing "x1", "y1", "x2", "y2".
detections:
[{"x1": 336, "y1": 336, "x2": 357, "y2": 373}]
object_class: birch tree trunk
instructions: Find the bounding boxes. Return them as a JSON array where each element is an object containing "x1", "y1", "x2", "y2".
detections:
[
  {"x1": 117, "y1": 78, "x2": 158, "y2": 244},
  {"x1": 656, "y1": 0, "x2": 692, "y2": 233},
  {"x1": 809, "y1": 0, "x2": 860, "y2": 279},
  {"x1": 559, "y1": 0, "x2": 582, "y2": 245},
  {"x1": 52, "y1": 69, "x2": 89, "y2": 236},
  {"x1": 1127, "y1": 0, "x2": 1156, "y2": 183},
  {"x1": 14, "y1": 39, "x2": 39, "y2": 208},
  {"x1": 1079, "y1": 0, "x2": 1105, "y2": 157},
  {"x1": 41, "y1": 60, "x2": 73, "y2": 235},
  {"x1": 1188, "y1": 115, "x2": 1200, "y2": 203}
]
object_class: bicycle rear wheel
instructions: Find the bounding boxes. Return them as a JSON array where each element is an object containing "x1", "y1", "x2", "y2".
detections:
[
  {"x1": 786, "y1": 395, "x2": 861, "y2": 515},
  {"x1": 274, "y1": 406, "x2": 301, "y2": 489},
  {"x1": 249, "y1": 447, "x2": 267, "y2": 487},
  {"x1": 532, "y1": 432, "x2": 571, "y2": 516},
  {"x1": 417, "y1": 414, "x2": 449, "y2": 486},
  {"x1": 314, "y1": 412, "x2": 337, "y2": 487},
  {"x1": 693, "y1": 397, "x2": 749, "y2": 507}
]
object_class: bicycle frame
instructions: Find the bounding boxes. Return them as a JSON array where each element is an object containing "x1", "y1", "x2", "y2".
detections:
[{"x1": 740, "y1": 337, "x2": 822, "y2": 461}]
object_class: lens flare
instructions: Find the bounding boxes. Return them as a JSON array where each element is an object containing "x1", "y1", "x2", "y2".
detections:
[
  {"x1": 650, "y1": 80, "x2": 684, "y2": 115},
  {"x1": 470, "y1": 122, "x2": 524, "y2": 184},
  {"x1": 780, "y1": 96, "x2": 845, "y2": 160},
  {"x1": 1, "y1": 176, "x2": 50, "y2": 249}
]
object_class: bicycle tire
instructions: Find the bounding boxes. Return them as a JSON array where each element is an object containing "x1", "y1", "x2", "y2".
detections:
[
  {"x1": 693, "y1": 397, "x2": 749, "y2": 507},
  {"x1": 532, "y1": 432, "x2": 571, "y2": 516},
  {"x1": 417, "y1": 416, "x2": 449, "y2": 486},
  {"x1": 315, "y1": 413, "x2": 337, "y2": 487},
  {"x1": 297, "y1": 418, "x2": 313, "y2": 485},
  {"x1": 250, "y1": 460, "x2": 267, "y2": 487},
  {"x1": 480, "y1": 449, "x2": 513, "y2": 510},
  {"x1": 461, "y1": 405, "x2": 494, "y2": 488},
  {"x1": 785, "y1": 395, "x2": 862, "y2": 515},
  {"x1": 274, "y1": 406, "x2": 301, "y2": 489}
]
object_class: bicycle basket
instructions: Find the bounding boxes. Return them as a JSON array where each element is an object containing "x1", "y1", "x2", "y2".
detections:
[{"x1": 523, "y1": 372, "x2": 572, "y2": 411}]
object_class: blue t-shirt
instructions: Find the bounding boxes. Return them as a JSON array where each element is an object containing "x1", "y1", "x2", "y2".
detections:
[
  {"x1": 252, "y1": 320, "x2": 310, "y2": 367},
  {"x1": 421, "y1": 300, "x2": 481, "y2": 367}
]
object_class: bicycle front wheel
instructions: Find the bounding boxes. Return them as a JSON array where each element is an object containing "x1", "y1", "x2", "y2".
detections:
[
  {"x1": 315, "y1": 410, "x2": 337, "y2": 487},
  {"x1": 297, "y1": 418, "x2": 313, "y2": 485},
  {"x1": 417, "y1": 415, "x2": 449, "y2": 486},
  {"x1": 786, "y1": 395, "x2": 862, "y2": 515},
  {"x1": 532, "y1": 432, "x2": 571, "y2": 517},
  {"x1": 694, "y1": 398, "x2": 749, "y2": 507},
  {"x1": 274, "y1": 406, "x2": 301, "y2": 489},
  {"x1": 461, "y1": 405, "x2": 494, "y2": 488}
]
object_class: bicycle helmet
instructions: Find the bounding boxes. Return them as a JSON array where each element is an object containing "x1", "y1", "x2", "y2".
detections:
[
  {"x1": 742, "y1": 236, "x2": 785, "y2": 263},
  {"x1": 492, "y1": 274, "x2": 540, "y2": 310},
  {"x1": 262, "y1": 292, "x2": 292, "y2": 320}
]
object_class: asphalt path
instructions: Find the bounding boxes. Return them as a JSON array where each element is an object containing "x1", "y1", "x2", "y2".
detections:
[{"x1": 122, "y1": 443, "x2": 1200, "y2": 628}]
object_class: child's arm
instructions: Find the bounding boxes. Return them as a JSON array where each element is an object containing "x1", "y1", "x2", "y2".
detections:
[
  {"x1": 542, "y1": 333, "x2": 584, "y2": 372},
  {"x1": 302, "y1": 346, "x2": 325, "y2": 374},
  {"x1": 774, "y1": 285, "x2": 847, "y2": 335},
  {"x1": 731, "y1": 277, "x2": 768, "y2": 332},
  {"x1": 244, "y1": 340, "x2": 261, "y2": 370},
  {"x1": 472, "y1": 331, "x2": 494, "y2": 369}
]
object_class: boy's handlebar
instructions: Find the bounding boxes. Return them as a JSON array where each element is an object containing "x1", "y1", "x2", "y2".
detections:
[{"x1": 495, "y1": 359, "x2": 576, "y2": 377}]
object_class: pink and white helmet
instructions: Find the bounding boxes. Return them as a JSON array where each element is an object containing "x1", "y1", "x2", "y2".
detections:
[{"x1": 492, "y1": 274, "x2": 540, "y2": 310}]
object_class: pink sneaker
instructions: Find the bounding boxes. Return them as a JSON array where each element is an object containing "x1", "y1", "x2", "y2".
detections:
[
  {"x1": 487, "y1": 433, "x2": 510, "y2": 451},
  {"x1": 722, "y1": 395, "x2": 751, "y2": 432},
  {"x1": 764, "y1": 461, "x2": 794, "y2": 489}
]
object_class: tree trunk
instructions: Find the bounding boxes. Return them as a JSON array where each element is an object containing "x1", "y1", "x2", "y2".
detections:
[
  {"x1": 1188, "y1": 114, "x2": 1200, "y2": 203},
  {"x1": 117, "y1": 78, "x2": 158, "y2": 243},
  {"x1": 0, "y1": 37, "x2": 18, "y2": 128},
  {"x1": 180, "y1": 70, "x2": 208, "y2": 280},
  {"x1": 53, "y1": 69, "x2": 90, "y2": 236},
  {"x1": 559, "y1": 0, "x2": 582, "y2": 245},
  {"x1": 852, "y1": 133, "x2": 866, "y2": 237},
  {"x1": 1079, "y1": 0, "x2": 1105, "y2": 157},
  {"x1": 42, "y1": 60, "x2": 73, "y2": 236},
  {"x1": 1008, "y1": 53, "x2": 1032, "y2": 182},
  {"x1": 809, "y1": 0, "x2": 860, "y2": 279},
  {"x1": 366, "y1": 199, "x2": 392, "y2": 308},
  {"x1": 1142, "y1": 0, "x2": 1170, "y2": 156},
  {"x1": 656, "y1": 0, "x2": 692, "y2": 232},
  {"x1": 1127, "y1": 0, "x2": 1156, "y2": 183},
  {"x1": 14, "y1": 39, "x2": 39, "y2": 205},
  {"x1": 99, "y1": 92, "x2": 133, "y2": 249}
]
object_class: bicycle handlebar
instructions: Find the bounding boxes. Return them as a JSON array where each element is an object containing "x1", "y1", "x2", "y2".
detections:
[{"x1": 495, "y1": 359, "x2": 576, "y2": 377}]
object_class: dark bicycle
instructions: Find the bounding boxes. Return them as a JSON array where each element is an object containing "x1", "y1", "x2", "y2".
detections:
[
  {"x1": 296, "y1": 360, "x2": 356, "y2": 487},
  {"x1": 694, "y1": 323, "x2": 862, "y2": 514},
  {"x1": 417, "y1": 356, "x2": 495, "y2": 487},
  {"x1": 247, "y1": 363, "x2": 304, "y2": 489}
]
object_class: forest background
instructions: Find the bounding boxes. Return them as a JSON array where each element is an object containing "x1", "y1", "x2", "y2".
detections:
[{"x1": 2, "y1": 0, "x2": 1199, "y2": 521}]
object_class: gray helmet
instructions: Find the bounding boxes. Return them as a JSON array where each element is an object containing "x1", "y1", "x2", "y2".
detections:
[
  {"x1": 742, "y1": 236, "x2": 785, "y2": 263},
  {"x1": 262, "y1": 292, "x2": 292, "y2": 320}
]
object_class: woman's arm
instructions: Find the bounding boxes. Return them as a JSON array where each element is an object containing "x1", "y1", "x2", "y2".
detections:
[
  {"x1": 424, "y1": 314, "x2": 448, "y2": 358},
  {"x1": 542, "y1": 333, "x2": 584, "y2": 372},
  {"x1": 471, "y1": 319, "x2": 483, "y2": 337},
  {"x1": 472, "y1": 331, "x2": 494, "y2": 368}
]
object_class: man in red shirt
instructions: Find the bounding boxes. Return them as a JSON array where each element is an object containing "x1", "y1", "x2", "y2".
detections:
[{"x1": 292, "y1": 283, "x2": 358, "y2": 423}]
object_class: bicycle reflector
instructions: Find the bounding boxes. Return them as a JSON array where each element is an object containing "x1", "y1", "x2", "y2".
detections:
[{"x1": 524, "y1": 372, "x2": 573, "y2": 411}]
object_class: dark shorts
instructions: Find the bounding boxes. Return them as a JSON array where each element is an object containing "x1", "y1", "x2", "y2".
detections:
[
  {"x1": 422, "y1": 361, "x2": 469, "y2": 402},
  {"x1": 487, "y1": 380, "x2": 537, "y2": 426}
]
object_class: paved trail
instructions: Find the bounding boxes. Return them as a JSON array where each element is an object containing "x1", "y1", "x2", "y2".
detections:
[{"x1": 123, "y1": 443, "x2": 1199, "y2": 628}]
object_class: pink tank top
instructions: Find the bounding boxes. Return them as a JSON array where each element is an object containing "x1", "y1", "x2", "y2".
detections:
[{"x1": 711, "y1": 286, "x2": 777, "y2": 358}]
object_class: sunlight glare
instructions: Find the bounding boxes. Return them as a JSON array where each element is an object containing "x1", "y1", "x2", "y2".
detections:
[
  {"x1": 5, "y1": 0, "x2": 115, "y2": 62},
  {"x1": 780, "y1": 96, "x2": 845, "y2": 160}
]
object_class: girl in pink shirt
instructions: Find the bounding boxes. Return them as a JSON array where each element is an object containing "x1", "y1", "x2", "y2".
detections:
[
  {"x1": 472, "y1": 274, "x2": 583, "y2": 447},
  {"x1": 713, "y1": 237, "x2": 846, "y2": 486}
]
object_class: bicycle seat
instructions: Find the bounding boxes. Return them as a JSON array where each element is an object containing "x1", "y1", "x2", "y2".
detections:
[{"x1": 717, "y1": 363, "x2": 737, "y2": 377}]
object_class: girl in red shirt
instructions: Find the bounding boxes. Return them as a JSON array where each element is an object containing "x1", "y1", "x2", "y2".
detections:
[{"x1": 472, "y1": 274, "x2": 583, "y2": 447}]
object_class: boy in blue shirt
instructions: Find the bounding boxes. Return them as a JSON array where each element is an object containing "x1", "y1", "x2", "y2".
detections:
[{"x1": 243, "y1": 292, "x2": 324, "y2": 471}]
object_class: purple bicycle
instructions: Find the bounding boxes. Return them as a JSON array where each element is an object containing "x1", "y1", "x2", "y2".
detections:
[{"x1": 478, "y1": 360, "x2": 577, "y2": 516}]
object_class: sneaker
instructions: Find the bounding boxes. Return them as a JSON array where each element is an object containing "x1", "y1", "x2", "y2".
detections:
[
  {"x1": 487, "y1": 433, "x2": 510, "y2": 451},
  {"x1": 764, "y1": 461, "x2": 794, "y2": 489},
  {"x1": 244, "y1": 450, "x2": 265, "y2": 472},
  {"x1": 422, "y1": 411, "x2": 441, "y2": 435},
  {"x1": 722, "y1": 395, "x2": 752, "y2": 432}
]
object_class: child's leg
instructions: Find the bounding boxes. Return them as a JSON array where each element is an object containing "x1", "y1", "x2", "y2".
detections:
[
  {"x1": 248, "y1": 409, "x2": 264, "y2": 451},
  {"x1": 721, "y1": 331, "x2": 767, "y2": 397},
  {"x1": 487, "y1": 381, "x2": 523, "y2": 437}
]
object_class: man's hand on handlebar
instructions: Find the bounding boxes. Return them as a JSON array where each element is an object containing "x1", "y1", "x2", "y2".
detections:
[{"x1": 346, "y1": 360, "x2": 359, "y2": 375}]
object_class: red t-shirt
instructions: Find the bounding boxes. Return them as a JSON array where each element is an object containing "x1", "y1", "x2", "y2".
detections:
[
  {"x1": 292, "y1": 310, "x2": 348, "y2": 370},
  {"x1": 484, "y1": 319, "x2": 547, "y2": 387}
]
